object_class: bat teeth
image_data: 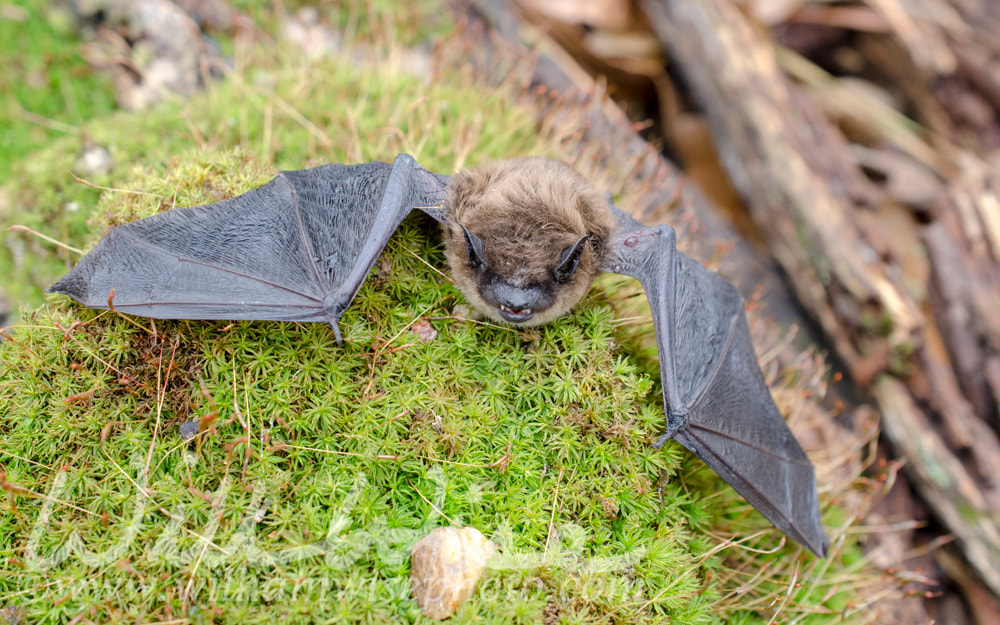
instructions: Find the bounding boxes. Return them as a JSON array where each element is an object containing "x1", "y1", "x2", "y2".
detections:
[
  {"x1": 498, "y1": 305, "x2": 535, "y2": 323},
  {"x1": 499, "y1": 304, "x2": 533, "y2": 314}
]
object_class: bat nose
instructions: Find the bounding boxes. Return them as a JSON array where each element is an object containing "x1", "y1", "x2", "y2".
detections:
[
  {"x1": 492, "y1": 283, "x2": 542, "y2": 323},
  {"x1": 497, "y1": 289, "x2": 536, "y2": 311},
  {"x1": 496, "y1": 281, "x2": 544, "y2": 308}
]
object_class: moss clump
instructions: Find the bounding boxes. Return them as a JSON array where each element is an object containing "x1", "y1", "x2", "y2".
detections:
[{"x1": 2, "y1": 147, "x2": 721, "y2": 623}]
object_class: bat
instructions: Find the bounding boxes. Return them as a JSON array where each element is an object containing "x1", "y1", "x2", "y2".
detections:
[{"x1": 48, "y1": 154, "x2": 829, "y2": 557}]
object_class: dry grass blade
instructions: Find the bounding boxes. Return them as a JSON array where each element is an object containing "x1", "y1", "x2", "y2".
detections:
[{"x1": 8, "y1": 225, "x2": 85, "y2": 256}]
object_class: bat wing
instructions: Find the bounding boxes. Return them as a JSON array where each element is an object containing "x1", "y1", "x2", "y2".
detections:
[
  {"x1": 602, "y1": 205, "x2": 828, "y2": 556},
  {"x1": 48, "y1": 154, "x2": 449, "y2": 341}
]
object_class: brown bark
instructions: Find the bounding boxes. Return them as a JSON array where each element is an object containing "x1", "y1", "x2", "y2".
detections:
[
  {"x1": 636, "y1": 0, "x2": 1000, "y2": 603},
  {"x1": 925, "y1": 158, "x2": 1000, "y2": 424},
  {"x1": 639, "y1": 0, "x2": 922, "y2": 384},
  {"x1": 878, "y1": 376, "x2": 1000, "y2": 597}
]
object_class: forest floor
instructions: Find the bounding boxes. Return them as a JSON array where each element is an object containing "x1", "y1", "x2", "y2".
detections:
[{"x1": 2, "y1": 0, "x2": 987, "y2": 622}]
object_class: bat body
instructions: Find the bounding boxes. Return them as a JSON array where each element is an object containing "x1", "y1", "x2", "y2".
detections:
[
  {"x1": 443, "y1": 158, "x2": 613, "y2": 327},
  {"x1": 49, "y1": 154, "x2": 829, "y2": 557}
]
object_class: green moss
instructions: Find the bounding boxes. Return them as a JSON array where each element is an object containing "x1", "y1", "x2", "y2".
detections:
[
  {"x1": 2, "y1": 150, "x2": 716, "y2": 622},
  {"x1": 0, "y1": 6, "x2": 874, "y2": 624},
  {"x1": 0, "y1": 1, "x2": 117, "y2": 180},
  {"x1": 859, "y1": 309, "x2": 895, "y2": 340}
]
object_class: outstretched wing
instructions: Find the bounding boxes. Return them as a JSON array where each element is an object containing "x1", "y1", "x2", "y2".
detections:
[
  {"x1": 601, "y1": 205, "x2": 828, "y2": 557},
  {"x1": 48, "y1": 154, "x2": 449, "y2": 341}
]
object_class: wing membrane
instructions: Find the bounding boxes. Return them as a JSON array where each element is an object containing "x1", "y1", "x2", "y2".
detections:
[
  {"x1": 49, "y1": 154, "x2": 446, "y2": 338},
  {"x1": 602, "y1": 204, "x2": 829, "y2": 556}
]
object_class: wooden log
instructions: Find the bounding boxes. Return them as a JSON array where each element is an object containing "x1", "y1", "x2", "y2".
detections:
[
  {"x1": 638, "y1": 0, "x2": 923, "y2": 384},
  {"x1": 925, "y1": 204, "x2": 1000, "y2": 425},
  {"x1": 636, "y1": 0, "x2": 1000, "y2": 600},
  {"x1": 885, "y1": 0, "x2": 1000, "y2": 114},
  {"x1": 877, "y1": 376, "x2": 1000, "y2": 598},
  {"x1": 859, "y1": 0, "x2": 1000, "y2": 156},
  {"x1": 936, "y1": 548, "x2": 1000, "y2": 625}
]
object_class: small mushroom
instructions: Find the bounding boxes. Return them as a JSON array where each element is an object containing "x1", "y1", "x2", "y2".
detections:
[{"x1": 410, "y1": 526, "x2": 494, "y2": 619}]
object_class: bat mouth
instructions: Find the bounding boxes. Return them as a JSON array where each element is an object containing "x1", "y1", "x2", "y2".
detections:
[{"x1": 498, "y1": 304, "x2": 535, "y2": 323}]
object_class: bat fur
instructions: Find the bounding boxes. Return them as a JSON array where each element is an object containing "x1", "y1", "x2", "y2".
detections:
[{"x1": 444, "y1": 158, "x2": 614, "y2": 326}]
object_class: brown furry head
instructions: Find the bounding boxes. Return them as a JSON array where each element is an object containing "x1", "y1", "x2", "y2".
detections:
[{"x1": 443, "y1": 158, "x2": 615, "y2": 326}]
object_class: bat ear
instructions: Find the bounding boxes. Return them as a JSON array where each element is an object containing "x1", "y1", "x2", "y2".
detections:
[
  {"x1": 461, "y1": 224, "x2": 488, "y2": 269},
  {"x1": 554, "y1": 234, "x2": 591, "y2": 283}
]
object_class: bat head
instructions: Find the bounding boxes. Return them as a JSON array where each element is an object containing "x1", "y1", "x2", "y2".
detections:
[{"x1": 444, "y1": 158, "x2": 615, "y2": 326}]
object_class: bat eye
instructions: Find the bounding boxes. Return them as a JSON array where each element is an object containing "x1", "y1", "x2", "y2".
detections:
[
  {"x1": 461, "y1": 224, "x2": 488, "y2": 270},
  {"x1": 553, "y1": 234, "x2": 590, "y2": 283}
]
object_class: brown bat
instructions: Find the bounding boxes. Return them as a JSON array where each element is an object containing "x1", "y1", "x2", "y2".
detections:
[
  {"x1": 49, "y1": 154, "x2": 829, "y2": 556},
  {"x1": 444, "y1": 158, "x2": 613, "y2": 327}
]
